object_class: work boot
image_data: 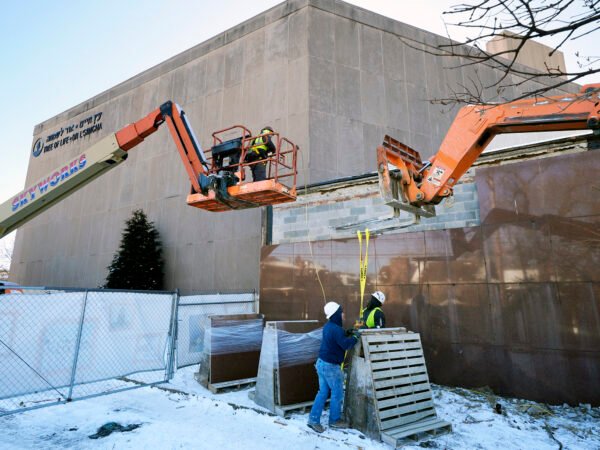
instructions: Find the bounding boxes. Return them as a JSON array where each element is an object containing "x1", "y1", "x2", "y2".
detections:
[
  {"x1": 307, "y1": 422, "x2": 325, "y2": 433},
  {"x1": 329, "y1": 420, "x2": 350, "y2": 429}
]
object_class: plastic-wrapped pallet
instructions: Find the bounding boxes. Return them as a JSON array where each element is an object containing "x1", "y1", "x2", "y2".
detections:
[
  {"x1": 195, "y1": 313, "x2": 264, "y2": 392},
  {"x1": 254, "y1": 321, "x2": 322, "y2": 415}
]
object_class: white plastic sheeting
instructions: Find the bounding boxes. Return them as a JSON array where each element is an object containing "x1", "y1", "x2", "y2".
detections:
[{"x1": 176, "y1": 292, "x2": 255, "y2": 368}]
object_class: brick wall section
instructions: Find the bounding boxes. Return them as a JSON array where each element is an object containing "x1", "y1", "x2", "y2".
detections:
[{"x1": 272, "y1": 169, "x2": 480, "y2": 244}]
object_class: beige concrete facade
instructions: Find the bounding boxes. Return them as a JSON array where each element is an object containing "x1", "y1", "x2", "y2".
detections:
[
  {"x1": 486, "y1": 32, "x2": 567, "y2": 76},
  {"x1": 11, "y1": 0, "x2": 578, "y2": 292}
]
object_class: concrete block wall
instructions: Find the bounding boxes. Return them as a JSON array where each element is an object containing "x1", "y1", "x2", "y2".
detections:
[{"x1": 272, "y1": 174, "x2": 480, "y2": 244}]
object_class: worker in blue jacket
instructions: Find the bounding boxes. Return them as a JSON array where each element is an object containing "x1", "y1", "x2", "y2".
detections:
[{"x1": 307, "y1": 301, "x2": 359, "y2": 433}]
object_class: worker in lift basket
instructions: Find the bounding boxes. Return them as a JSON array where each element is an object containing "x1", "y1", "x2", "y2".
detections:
[
  {"x1": 361, "y1": 290, "x2": 386, "y2": 329},
  {"x1": 307, "y1": 302, "x2": 359, "y2": 434},
  {"x1": 246, "y1": 126, "x2": 276, "y2": 182}
]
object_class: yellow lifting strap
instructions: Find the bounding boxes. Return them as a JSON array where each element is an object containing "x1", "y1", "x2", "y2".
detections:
[
  {"x1": 345, "y1": 228, "x2": 370, "y2": 371},
  {"x1": 357, "y1": 228, "x2": 370, "y2": 319}
]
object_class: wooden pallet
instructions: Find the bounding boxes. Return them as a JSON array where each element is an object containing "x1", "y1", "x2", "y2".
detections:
[
  {"x1": 273, "y1": 399, "x2": 329, "y2": 418},
  {"x1": 361, "y1": 330, "x2": 452, "y2": 447},
  {"x1": 381, "y1": 417, "x2": 452, "y2": 447},
  {"x1": 207, "y1": 377, "x2": 257, "y2": 394}
]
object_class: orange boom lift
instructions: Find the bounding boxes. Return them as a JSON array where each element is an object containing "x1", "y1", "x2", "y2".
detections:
[
  {"x1": 0, "y1": 101, "x2": 298, "y2": 238},
  {"x1": 377, "y1": 83, "x2": 600, "y2": 218}
]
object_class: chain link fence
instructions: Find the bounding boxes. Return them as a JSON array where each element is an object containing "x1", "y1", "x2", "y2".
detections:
[{"x1": 0, "y1": 287, "x2": 254, "y2": 417}]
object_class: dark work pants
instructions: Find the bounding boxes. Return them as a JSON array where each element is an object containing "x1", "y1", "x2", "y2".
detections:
[{"x1": 251, "y1": 162, "x2": 267, "y2": 181}]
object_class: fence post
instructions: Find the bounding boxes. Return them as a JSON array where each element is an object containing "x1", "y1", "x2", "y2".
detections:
[
  {"x1": 165, "y1": 290, "x2": 179, "y2": 380},
  {"x1": 67, "y1": 289, "x2": 89, "y2": 401}
]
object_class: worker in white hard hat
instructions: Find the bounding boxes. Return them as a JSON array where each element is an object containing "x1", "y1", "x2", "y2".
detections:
[
  {"x1": 307, "y1": 301, "x2": 359, "y2": 434},
  {"x1": 361, "y1": 291, "x2": 386, "y2": 329}
]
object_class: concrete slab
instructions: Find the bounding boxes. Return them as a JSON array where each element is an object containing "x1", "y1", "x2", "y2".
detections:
[
  {"x1": 334, "y1": 16, "x2": 360, "y2": 68},
  {"x1": 335, "y1": 65, "x2": 361, "y2": 120},
  {"x1": 309, "y1": 56, "x2": 336, "y2": 114},
  {"x1": 360, "y1": 24, "x2": 383, "y2": 75}
]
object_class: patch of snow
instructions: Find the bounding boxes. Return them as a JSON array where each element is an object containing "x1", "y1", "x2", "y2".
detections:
[{"x1": 0, "y1": 366, "x2": 598, "y2": 449}]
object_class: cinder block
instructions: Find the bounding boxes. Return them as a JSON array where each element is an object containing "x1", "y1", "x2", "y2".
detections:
[
  {"x1": 283, "y1": 230, "x2": 309, "y2": 238},
  {"x1": 463, "y1": 200, "x2": 480, "y2": 212},
  {"x1": 451, "y1": 191, "x2": 474, "y2": 203},
  {"x1": 328, "y1": 216, "x2": 358, "y2": 227},
  {"x1": 451, "y1": 211, "x2": 478, "y2": 222},
  {"x1": 442, "y1": 220, "x2": 470, "y2": 230},
  {"x1": 417, "y1": 223, "x2": 443, "y2": 231}
]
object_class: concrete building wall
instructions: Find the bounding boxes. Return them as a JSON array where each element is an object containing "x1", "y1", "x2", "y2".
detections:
[
  {"x1": 11, "y1": 1, "x2": 311, "y2": 291},
  {"x1": 486, "y1": 32, "x2": 567, "y2": 76},
  {"x1": 11, "y1": 0, "x2": 579, "y2": 291},
  {"x1": 305, "y1": 1, "x2": 578, "y2": 183}
]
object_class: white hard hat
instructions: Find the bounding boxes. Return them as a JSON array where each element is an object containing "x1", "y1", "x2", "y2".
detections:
[
  {"x1": 372, "y1": 291, "x2": 386, "y2": 304},
  {"x1": 324, "y1": 301, "x2": 341, "y2": 319}
]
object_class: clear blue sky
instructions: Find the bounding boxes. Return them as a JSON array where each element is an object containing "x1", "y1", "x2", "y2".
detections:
[{"x1": 0, "y1": 0, "x2": 595, "y2": 250}]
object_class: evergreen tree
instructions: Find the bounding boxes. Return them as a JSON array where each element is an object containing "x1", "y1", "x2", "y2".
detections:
[{"x1": 104, "y1": 209, "x2": 164, "y2": 290}]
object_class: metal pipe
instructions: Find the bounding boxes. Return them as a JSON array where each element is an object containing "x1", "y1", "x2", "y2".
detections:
[{"x1": 67, "y1": 290, "x2": 89, "y2": 401}]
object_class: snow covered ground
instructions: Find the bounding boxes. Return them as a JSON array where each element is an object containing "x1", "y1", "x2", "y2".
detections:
[{"x1": 0, "y1": 366, "x2": 598, "y2": 449}]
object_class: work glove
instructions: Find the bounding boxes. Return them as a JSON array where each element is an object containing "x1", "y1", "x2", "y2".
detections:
[{"x1": 344, "y1": 328, "x2": 354, "y2": 337}]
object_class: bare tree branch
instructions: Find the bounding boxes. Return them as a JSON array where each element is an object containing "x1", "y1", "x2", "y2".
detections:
[
  {"x1": 413, "y1": 0, "x2": 600, "y2": 104},
  {"x1": 0, "y1": 238, "x2": 13, "y2": 280}
]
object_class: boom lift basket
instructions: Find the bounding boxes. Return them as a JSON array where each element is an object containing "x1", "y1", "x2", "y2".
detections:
[{"x1": 187, "y1": 125, "x2": 298, "y2": 212}]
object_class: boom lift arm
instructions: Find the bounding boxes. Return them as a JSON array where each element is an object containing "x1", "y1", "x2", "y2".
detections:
[
  {"x1": 378, "y1": 83, "x2": 600, "y2": 218},
  {"x1": 0, "y1": 101, "x2": 298, "y2": 239}
]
